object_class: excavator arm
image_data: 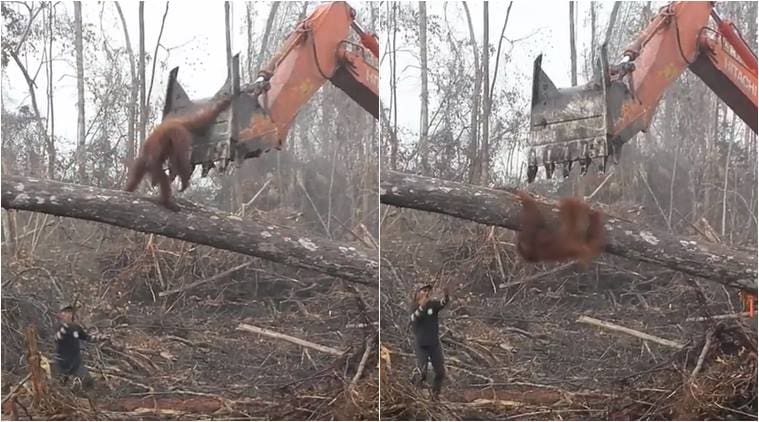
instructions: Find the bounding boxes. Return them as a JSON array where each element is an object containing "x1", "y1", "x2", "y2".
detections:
[
  {"x1": 162, "y1": 1, "x2": 378, "y2": 174},
  {"x1": 528, "y1": 1, "x2": 757, "y2": 182}
]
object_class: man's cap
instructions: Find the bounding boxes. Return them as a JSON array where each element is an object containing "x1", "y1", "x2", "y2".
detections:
[
  {"x1": 414, "y1": 283, "x2": 433, "y2": 292},
  {"x1": 56, "y1": 306, "x2": 78, "y2": 319}
]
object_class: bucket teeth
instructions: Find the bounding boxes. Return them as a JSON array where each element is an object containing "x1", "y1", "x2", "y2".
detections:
[
  {"x1": 544, "y1": 162, "x2": 556, "y2": 179},
  {"x1": 527, "y1": 165, "x2": 538, "y2": 183},
  {"x1": 527, "y1": 52, "x2": 613, "y2": 182},
  {"x1": 562, "y1": 161, "x2": 572, "y2": 178},
  {"x1": 580, "y1": 156, "x2": 591, "y2": 176}
]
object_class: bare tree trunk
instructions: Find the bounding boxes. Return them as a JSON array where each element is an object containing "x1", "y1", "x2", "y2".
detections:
[
  {"x1": 246, "y1": 3, "x2": 254, "y2": 81},
  {"x1": 462, "y1": 2, "x2": 481, "y2": 184},
  {"x1": 703, "y1": 99, "x2": 719, "y2": 220},
  {"x1": 46, "y1": 3, "x2": 56, "y2": 179},
  {"x1": 569, "y1": 2, "x2": 577, "y2": 86},
  {"x1": 668, "y1": 143, "x2": 679, "y2": 229},
  {"x1": 3, "y1": 4, "x2": 46, "y2": 177},
  {"x1": 585, "y1": 2, "x2": 597, "y2": 79},
  {"x1": 480, "y1": 2, "x2": 490, "y2": 184},
  {"x1": 722, "y1": 119, "x2": 734, "y2": 238},
  {"x1": 662, "y1": 93, "x2": 674, "y2": 232},
  {"x1": 326, "y1": 129, "x2": 341, "y2": 238},
  {"x1": 380, "y1": 170, "x2": 757, "y2": 292},
  {"x1": 115, "y1": 2, "x2": 137, "y2": 165},
  {"x1": 224, "y1": 1, "x2": 232, "y2": 67},
  {"x1": 220, "y1": 1, "x2": 235, "y2": 211},
  {"x1": 138, "y1": 2, "x2": 146, "y2": 143},
  {"x1": 418, "y1": 2, "x2": 429, "y2": 173},
  {"x1": 605, "y1": 2, "x2": 621, "y2": 45},
  {"x1": 2, "y1": 176, "x2": 379, "y2": 286},
  {"x1": 390, "y1": 2, "x2": 399, "y2": 170},
  {"x1": 362, "y1": 3, "x2": 377, "y2": 228},
  {"x1": 257, "y1": 2, "x2": 281, "y2": 69},
  {"x1": 490, "y1": 2, "x2": 513, "y2": 103},
  {"x1": 74, "y1": 2, "x2": 86, "y2": 182},
  {"x1": 9, "y1": 52, "x2": 48, "y2": 177},
  {"x1": 589, "y1": 2, "x2": 596, "y2": 78},
  {"x1": 381, "y1": 102, "x2": 400, "y2": 172},
  {"x1": 2, "y1": 211, "x2": 18, "y2": 255},
  {"x1": 146, "y1": 3, "x2": 169, "y2": 107}
]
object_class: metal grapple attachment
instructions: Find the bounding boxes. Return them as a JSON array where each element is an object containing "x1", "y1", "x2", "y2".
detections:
[
  {"x1": 527, "y1": 48, "x2": 621, "y2": 183},
  {"x1": 162, "y1": 54, "x2": 280, "y2": 177}
]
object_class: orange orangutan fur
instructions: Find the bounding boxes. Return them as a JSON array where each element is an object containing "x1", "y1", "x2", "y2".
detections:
[
  {"x1": 515, "y1": 191, "x2": 605, "y2": 266},
  {"x1": 124, "y1": 97, "x2": 232, "y2": 210}
]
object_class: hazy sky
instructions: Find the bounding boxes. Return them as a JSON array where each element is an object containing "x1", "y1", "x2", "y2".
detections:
[
  {"x1": 2, "y1": 1, "x2": 280, "y2": 153},
  {"x1": 378, "y1": 2, "x2": 656, "y2": 179},
  {"x1": 3, "y1": 0, "x2": 610, "y2": 158},
  {"x1": 380, "y1": 1, "x2": 615, "y2": 137}
]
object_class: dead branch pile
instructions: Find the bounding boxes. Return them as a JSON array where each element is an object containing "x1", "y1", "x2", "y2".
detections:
[
  {"x1": 608, "y1": 323, "x2": 757, "y2": 420},
  {"x1": 2, "y1": 210, "x2": 378, "y2": 420}
]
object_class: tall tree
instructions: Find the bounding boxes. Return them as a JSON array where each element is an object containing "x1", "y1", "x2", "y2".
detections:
[
  {"x1": 138, "y1": 2, "x2": 146, "y2": 143},
  {"x1": 46, "y1": 2, "x2": 56, "y2": 179},
  {"x1": 257, "y1": 2, "x2": 281, "y2": 69},
  {"x1": 480, "y1": 1, "x2": 490, "y2": 184},
  {"x1": 74, "y1": 1, "x2": 86, "y2": 181},
  {"x1": 246, "y1": 2, "x2": 254, "y2": 81},
  {"x1": 145, "y1": 3, "x2": 169, "y2": 108},
  {"x1": 569, "y1": 2, "x2": 577, "y2": 86},
  {"x1": 115, "y1": 2, "x2": 137, "y2": 165},
  {"x1": 418, "y1": 2, "x2": 429, "y2": 173},
  {"x1": 8, "y1": 5, "x2": 48, "y2": 176},
  {"x1": 222, "y1": 1, "x2": 235, "y2": 211},
  {"x1": 363, "y1": 2, "x2": 378, "y2": 225},
  {"x1": 490, "y1": 2, "x2": 513, "y2": 103},
  {"x1": 462, "y1": 2, "x2": 481, "y2": 184},
  {"x1": 605, "y1": 2, "x2": 621, "y2": 46},
  {"x1": 589, "y1": 2, "x2": 596, "y2": 79},
  {"x1": 389, "y1": 2, "x2": 398, "y2": 170}
]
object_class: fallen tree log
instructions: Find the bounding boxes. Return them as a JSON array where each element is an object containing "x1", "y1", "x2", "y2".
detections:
[
  {"x1": 380, "y1": 170, "x2": 756, "y2": 293},
  {"x1": 2, "y1": 176, "x2": 377, "y2": 286}
]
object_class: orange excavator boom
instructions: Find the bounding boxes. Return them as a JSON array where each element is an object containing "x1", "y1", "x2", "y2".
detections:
[
  {"x1": 161, "y1": 1, "x2": 378, "y2": 174},
  {"x1": 527, "y1": 1, "x2": 757, "y2": 182}
]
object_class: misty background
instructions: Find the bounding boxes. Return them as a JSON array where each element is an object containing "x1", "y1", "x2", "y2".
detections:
[
  {"x1": 379, "y1": 4, "x2": 757, "y2": 419},
  {"x1": 381, "y1": 1, "x2": 757, "y2": 245},
  {"x1": 1, "y1": 3, "x2": 380, "y2": 418}
]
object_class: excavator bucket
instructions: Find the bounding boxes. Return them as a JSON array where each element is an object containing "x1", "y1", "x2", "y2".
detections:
[
  {"x1": 162, "y1": 55, "x2": 279, "y2": 176},
  {"x1": 162, "y1": 66, "x2": 233, "y2": 175},
  {"x1": 527, "y1": 51, "x2": 614, "y2": 183}
]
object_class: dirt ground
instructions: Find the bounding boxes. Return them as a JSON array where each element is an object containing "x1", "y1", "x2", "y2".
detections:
[
  {"x1": 1, "y1": 216, "x2": 378, "y2": 420},
  {"x1": 379, "y1": 209, "x2": 757, "y2": 420}
]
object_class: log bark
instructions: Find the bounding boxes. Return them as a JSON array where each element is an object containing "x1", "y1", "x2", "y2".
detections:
[
  {"x1": 1, "y1": 176, "x2": 377, "y2": 286},
  {"x1": 380, "y1": 170, "x2": 756, "y2": 293}
]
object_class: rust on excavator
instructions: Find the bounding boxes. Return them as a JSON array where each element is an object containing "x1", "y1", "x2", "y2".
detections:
[
  {"x1": 161, "y1": 1, "x2": 378, "y2": 175},
  {"x1": 527, "y1": 1, "x2": 757, "y2": 183}
]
